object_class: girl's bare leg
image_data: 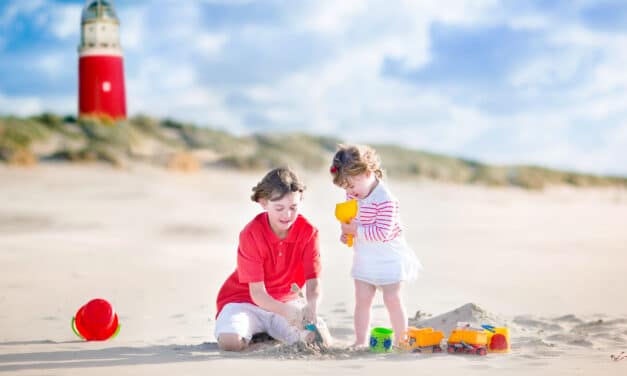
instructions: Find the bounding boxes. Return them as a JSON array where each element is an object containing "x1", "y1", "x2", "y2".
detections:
[
  {"x1": 381, "y1": 282, "x2": 406, "y2": 345},
  {"x1": 353, "y1": 279, "x2": 376, "y2": 346}
]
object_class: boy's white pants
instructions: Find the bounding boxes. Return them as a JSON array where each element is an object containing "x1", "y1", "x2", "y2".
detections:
[{"x1": 214, "y1": 301, "x2": 306, "y2": 345}]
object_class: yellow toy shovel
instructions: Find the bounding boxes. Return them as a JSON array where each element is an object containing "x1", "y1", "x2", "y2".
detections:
[{"x1": 335, "y1": 199, "x2": 358, "y2": 247}]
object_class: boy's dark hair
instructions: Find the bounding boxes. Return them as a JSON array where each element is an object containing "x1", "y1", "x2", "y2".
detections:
[{"x1": 251, "y1": 167, "x2": 306, "y2": 202}]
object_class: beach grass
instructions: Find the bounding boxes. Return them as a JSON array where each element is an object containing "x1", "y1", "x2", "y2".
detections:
[{"x1": 1, "y1": 113, "x2": 625, "y2": 189}]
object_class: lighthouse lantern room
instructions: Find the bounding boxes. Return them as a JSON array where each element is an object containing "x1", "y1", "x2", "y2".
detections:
[{"x1": 78, "y1": 0, "x2": 126, "y2": 121}]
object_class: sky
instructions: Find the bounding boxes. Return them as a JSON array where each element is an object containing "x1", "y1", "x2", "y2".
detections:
[{"x1": 1, "y1": 0, "x2": 626, "y2": 176}]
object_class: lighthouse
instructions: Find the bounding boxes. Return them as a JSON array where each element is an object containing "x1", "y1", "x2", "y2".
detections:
[{"x1": 78, "y1": 0, "x2": 126, "y2": 121}]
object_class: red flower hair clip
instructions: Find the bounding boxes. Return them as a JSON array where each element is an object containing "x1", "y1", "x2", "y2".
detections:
[{"x1": 330, "y1": 166, "x2": 338, "y2": 173}]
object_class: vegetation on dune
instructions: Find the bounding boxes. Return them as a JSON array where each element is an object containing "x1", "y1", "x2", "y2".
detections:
[{"x1": 1, "y1": 113, "x2": 625, "y2": 190}]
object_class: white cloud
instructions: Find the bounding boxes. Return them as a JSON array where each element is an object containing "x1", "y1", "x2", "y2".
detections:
[
  {"x1": 0, "y1": 92, "x2": 42, "y2": 115},
  {"x1": 49, "y1": 4, "x2": 82, "y2": 39},
  {"x1": 508, "y1": 50, "x2": 585, "y2": 88},
  {"x1": 566, "y1": 122, "x2": 627, "y2": 175},
  {"x1": 125, "y1": 58, "x2": 245, "y2": 132},
  {"x1": 36, "y1": 53, "x2": 65, "y2": 78},
  {"x1": 198, "y1": 0, "x2": 256, "y2": 4},
  {"x1": 117, "y1": 6, "x2": 145, "y2": 51},
  {"x1": 0, "y1": 0, "x2": 46, "y2": 27},
  {"x1": 236, "y1": 37, "x2": 495, "y2": 155},
  {"x1": 300, "y1": 0, "x2": 366, "y2": 35},
  {"x1": 194, "y1": 32, "x2": 227, "y2": 60},
  {"x1": 508, "y1": 14, "x2": 551, "y2": 31},
  {"x1": 0, "y1": 91, "x2": 74, "y2": 116}
]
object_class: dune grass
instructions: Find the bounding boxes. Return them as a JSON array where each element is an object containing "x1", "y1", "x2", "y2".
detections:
[{"x1": 1, "y1": 113, "x2": 625, "y2": 190}]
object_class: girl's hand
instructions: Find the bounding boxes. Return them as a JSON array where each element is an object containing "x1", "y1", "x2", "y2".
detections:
[
  {"x1": 341, "y1": 221, "x2": 357, "y2": 235},
  {"x1": 339, "y1": 233, "x2": 347, "y2": 244}
]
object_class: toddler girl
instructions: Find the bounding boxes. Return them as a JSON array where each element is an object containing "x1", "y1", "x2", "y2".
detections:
[{"x1": 330, "y1": 144, "x2": 420, "y2": 346}]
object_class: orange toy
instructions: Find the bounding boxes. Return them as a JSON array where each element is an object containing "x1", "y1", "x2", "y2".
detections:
[
  {"x1": 402, "y1": 327, "x2": 444, "y2": 353},
  {"x1": 447, "y1": 327, "x2": 488, "y2": 356}
]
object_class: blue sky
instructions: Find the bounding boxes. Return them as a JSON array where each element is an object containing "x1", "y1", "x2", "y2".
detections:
[{"x1": 1, "y1": 0, "x2": 627, "y2": 176}]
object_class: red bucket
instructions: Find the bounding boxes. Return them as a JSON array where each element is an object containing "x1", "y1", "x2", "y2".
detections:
[{"x1": 72, "y1": 298, "x2": 120, "y2": 341}]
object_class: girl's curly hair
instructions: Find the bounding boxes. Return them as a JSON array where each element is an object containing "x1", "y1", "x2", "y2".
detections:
[{"x1": 329, "y1": 144, "x2": 383, "y2": 187}]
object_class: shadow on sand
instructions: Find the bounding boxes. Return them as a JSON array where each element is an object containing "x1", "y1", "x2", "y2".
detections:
[{"x1": 0, "y1": 341, "x2": 220, "y2": 372}]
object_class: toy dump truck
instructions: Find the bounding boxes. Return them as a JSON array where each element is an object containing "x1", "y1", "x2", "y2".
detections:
[
  {"x1": 402, "y1": 327, "x2": 444, "y2": 353},
  {"x1": 447, "y1": 328, "x2": 488, "y2": 356}
]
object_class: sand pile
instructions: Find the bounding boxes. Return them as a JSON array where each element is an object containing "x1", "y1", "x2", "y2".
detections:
[
  {"x1": 410, "y1": 303, "x2": 627, "y2": 354},
  {"x1": 411, "y1": 302, "x2": 506, "y2": 335}
]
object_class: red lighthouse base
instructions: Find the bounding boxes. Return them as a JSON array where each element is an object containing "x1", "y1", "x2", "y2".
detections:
[{"x1": 79, "y1": 55, "x2": 127, "y2": 121}]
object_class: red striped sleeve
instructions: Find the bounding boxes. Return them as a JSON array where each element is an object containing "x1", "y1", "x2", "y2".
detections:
[{"x1": 358, "y1": 201, "x2": 401, "y2": 242}]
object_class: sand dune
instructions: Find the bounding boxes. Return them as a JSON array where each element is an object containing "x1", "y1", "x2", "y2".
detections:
[{"x1": 1, "y1": 163, "x2": 626, "y2": 375}]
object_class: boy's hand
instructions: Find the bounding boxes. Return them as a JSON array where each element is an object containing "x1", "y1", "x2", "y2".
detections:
[
  {"x1": 303, "y1": 302, "x2": 317, "y2": 324},
  {"x1": 340, "y1": 233, "x2": 347, "y2": 244},
  {"x1": 282, "y1": 303, "x2": 304, "y2": 328},
  {"x1": 341, "y1": 221, "x2": 357, "y2": 235}
]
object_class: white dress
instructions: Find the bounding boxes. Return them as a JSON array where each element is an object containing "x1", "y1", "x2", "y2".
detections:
[{"x1": 350, "y1": 181, "x2": 422, "y2": 285}]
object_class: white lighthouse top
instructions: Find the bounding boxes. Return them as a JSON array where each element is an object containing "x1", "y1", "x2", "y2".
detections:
[
  {"x1": 78, "y1": 0, "x2": 122, "y2": 56},
  {"x1": 82, "y1": 0, "x2": 119, "y2": 24}
]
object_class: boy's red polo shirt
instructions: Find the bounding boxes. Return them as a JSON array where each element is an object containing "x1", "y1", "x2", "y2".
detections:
[{"x1": 216, "y1": 212, "x2": 321, "y2": 316}]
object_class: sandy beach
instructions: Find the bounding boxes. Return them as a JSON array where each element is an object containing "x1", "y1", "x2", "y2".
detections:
[{"x1": 1, "y1": 163, "x2": 626, "y2": 375}]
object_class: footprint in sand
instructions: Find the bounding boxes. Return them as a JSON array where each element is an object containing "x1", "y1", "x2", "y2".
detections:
[
  {"x1": 514, "y1": 337, "x2": 557, "y2": 349},
  {"x1": 571, "y1": 318, "x2": 627, "y2": 334},
  {"x1": 552, "y1": 314, "x2": 583, "y2": 324},
  {"x1": 328, "y1": 327, "x2": 353, "y2": 338},
  {"x1": 527, "y1": 361, "x2": 551, "y2": 366},
  {"x1": 160, "y1": 224, "x2": 221, "y2": 237},
  {"x1": 0, "y1": 212, "x2": 54, "y2": 233},
  {"x1": 545, "y1": 334, "x2": 593, "y2": 347},
  {"x1": 513, "y1": 316, "x2": 563, "y2": 332},
  {"x1": 469, "y1": 364, "x2": 493, "y2": 370}
]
